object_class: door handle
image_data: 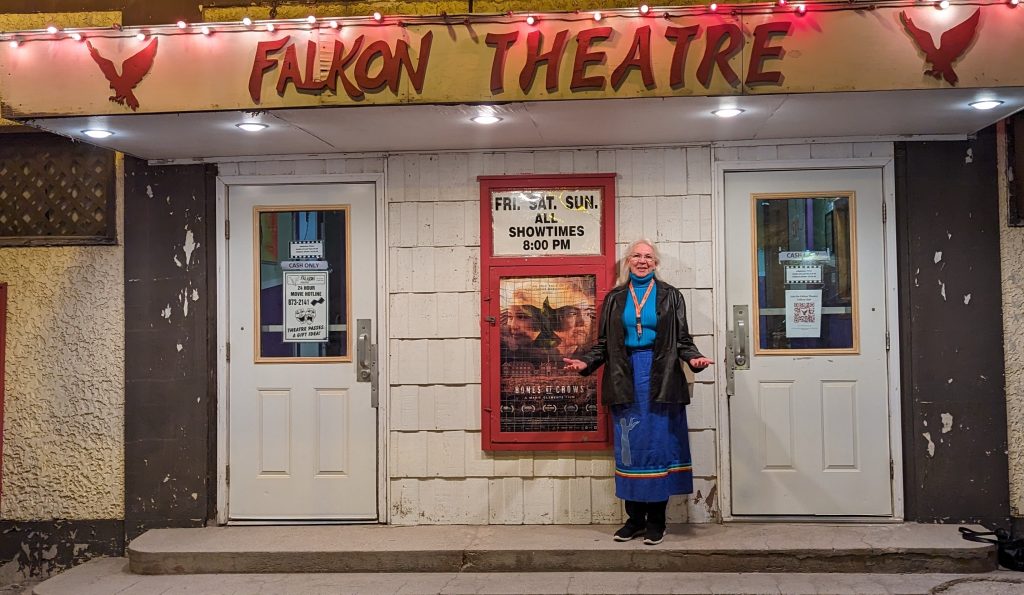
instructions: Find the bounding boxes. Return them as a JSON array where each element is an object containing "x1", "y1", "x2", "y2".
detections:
[
  {"x1": 726, "y1": 305, "x2": 750, "y2": 397},
  {"x1": 356, "y1": 319, "x2": 378, "y2": 408},
  {"x1": 734, "y1": 305, "x2": 749, "y2": 368}
]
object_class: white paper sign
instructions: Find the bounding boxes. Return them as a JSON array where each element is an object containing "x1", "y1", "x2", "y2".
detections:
[
  {"x1": 785, "y1": 265, "x2": 823, "y2": 284},
  {"x1": 491, "y1": 189, "x2": 602, "y2": 256},
  {"x1": 290, "y1": 241, "x2": 324, "y2": 259},
  {"x1": 779, "y1": 250, "x2": 829, "y2": 263},
  {"x1": 281, "y1": 260, "x2": 329, "y2": 271},
  {"x1": 283, "y1": 271, "x2": 329, "y2": 342},
  {"x1": 785, "y1": 289, "x2": 823, "y2": 338}
]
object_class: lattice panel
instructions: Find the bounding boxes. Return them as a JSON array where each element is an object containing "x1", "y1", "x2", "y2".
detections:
[{"x1": 0, "y1": 133, "x2": 116, "y2": 243}]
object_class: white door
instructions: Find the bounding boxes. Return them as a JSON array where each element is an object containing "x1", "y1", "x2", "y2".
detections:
[
  {"x1": 725, "y1": 168, "x2": 893, "y2": 516},
  {"x1": 227, "y1": 183, "x2": 378, "y2": 520}
]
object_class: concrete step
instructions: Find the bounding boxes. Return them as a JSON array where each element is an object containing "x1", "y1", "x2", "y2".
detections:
[
  {"x1": 126, "y1": 523, "x2": 995, "y2": 575},
  {"x1": 34, "y1": 557, "x2": 1024, "y2": 595}
]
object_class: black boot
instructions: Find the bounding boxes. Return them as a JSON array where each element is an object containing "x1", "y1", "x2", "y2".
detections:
[
  {"x1": 643, "y1": 500, "x2": 667, "y2": 545},
  {"x1": 613, "y1": 500, "x2": 647, "y2": 541}
]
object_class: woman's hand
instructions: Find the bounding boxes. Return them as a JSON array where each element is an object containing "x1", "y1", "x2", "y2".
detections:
[
  {"x1": 563, "y1": 358, "x2": 587, "y2": 372},
  {"x1": 689, "y1": 357, "x2": 714, "y2": 370}
]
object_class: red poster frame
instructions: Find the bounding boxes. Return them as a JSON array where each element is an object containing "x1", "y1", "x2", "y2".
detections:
[{"x1": 479, "y1": 174, "x2": 616, "y2": 451}]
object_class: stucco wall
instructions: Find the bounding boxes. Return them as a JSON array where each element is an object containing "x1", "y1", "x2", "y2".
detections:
[
  {"x1": 999, "y1": 123, "x2": 1024, "y2": 519},
  {"x1": 0, "y1": 165, "x2": 125, "y2": 520}
]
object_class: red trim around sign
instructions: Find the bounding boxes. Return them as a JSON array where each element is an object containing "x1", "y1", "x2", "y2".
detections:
[{"x1": 479, "y1": 174, "x2": 616, "y2": 451}]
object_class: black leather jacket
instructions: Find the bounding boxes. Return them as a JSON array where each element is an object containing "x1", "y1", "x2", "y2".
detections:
[{"x1": 578, "y1": 279, "x2": 704, "y2": 406}]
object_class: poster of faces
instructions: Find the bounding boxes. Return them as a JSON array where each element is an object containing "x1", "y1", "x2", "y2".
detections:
[{"x1": 498, "y1": 275, "x2": 599, "y2": 432}]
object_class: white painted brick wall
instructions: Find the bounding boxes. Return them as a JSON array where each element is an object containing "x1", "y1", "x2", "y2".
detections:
[
  {"x1": 488, "y1": 477, "x2": 524, "y2": 524},
  {"x1": 523, "y1": 478, "x2": 555, "y2": 524}
]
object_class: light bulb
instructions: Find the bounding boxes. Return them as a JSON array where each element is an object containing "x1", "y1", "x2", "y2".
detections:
[
  {"x1": 135, "y1": 32, "x2": 146, "y2": 41},
  {"x1": 82, "y1": 129, "x2": 114, "y2": 138},
  {"x1": 306, "y1": 15, "x2": 317, "y2": 24},
  {"x1": 70, "y1": 32, "x2": 82, "y2": 41},
  {"x1": 712, "y1": 108, "x2": 745, "y2": 118},
  {"x1": 266, "y1": 23, "x2": 275, "y2": 32},
  {"x1": 177, "y1": 20, "x2": 187, "y2": 29},
  {"x1": 710, "y1": 3, "x2": 718, "y2": 11},
  {"x1": 201, "y1": 26, "x2": 211, "y2": 35},
  {"x1": 471, "y1": 114, "x2": 502, "y2": 125},
  {"x1": 969, "y1": 100, "x2": 1003, "y2": 110},
  {"x1": 373, "y1": 12, "x2": 383, "y2": 21},
  {"x1": 329, "y1": 20, "x2": 339, "y2": 28},
  {"x1": 47, "y1": 26, "x2": 58, "y2": 34},
  {"x1": 236, "y1": 122, "x2": 269, "y2": 132},
  {"x1": 593, "y1": 11, "x2": 603, "y2": 21},
  {"x1": 526, "y1": 15, "x2": 536, "y2": 25},
  {"x1": 639, "y1": 4, "x2": 650, "y2": 14},
  {"x1": 242, "y1": 17, "x2": 253, "y2": 26}
]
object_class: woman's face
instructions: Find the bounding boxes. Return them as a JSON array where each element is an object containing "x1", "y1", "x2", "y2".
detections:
[{"x1": 627, "y1": 242, "x2": 657, "y2": 277}]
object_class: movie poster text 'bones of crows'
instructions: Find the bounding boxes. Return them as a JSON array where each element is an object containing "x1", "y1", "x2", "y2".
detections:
[
  {"x1": 499, "y1": 275, "x2": 599, "y2": 432},
  {"x1": 491, "y1": 189, "x2": 602, "y2": 257}
]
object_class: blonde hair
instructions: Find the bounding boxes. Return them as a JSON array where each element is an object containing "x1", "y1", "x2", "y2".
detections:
[{"x1": 617, "y1": 238, "x2": 661, "y2": 286}]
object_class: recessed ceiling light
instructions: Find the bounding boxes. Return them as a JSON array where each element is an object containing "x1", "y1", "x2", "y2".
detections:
[
  {"x1": 969, "y1": 100, "x2": 1003, "y2": 111},
  {"x1": 82, "y1": 129, "x2": 114, "y2": 139},
  {"x1": 712, "y1": 108, "x2": 745, "y2": 118},
  {"x1": 236, "y1": 122, "x2": 269, "y2": 132},
  {"x1": 471, "y1": 115, "x2": 502, "y2": 125}
]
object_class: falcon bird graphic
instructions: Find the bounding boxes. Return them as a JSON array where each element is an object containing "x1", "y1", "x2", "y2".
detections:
[
  {"x1": 899, "y1": 9, "x2": 981, "y2": 86},
  {"x1": 85, "y1": 38, "x2": 159, "y2": 111}
]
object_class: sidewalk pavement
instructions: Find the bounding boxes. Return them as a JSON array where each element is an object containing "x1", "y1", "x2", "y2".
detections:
[{"x1": 30, "y1": 557, "x2": 1024, "y2": 595}]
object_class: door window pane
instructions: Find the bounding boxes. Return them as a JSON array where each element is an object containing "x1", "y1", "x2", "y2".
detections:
[
  {"x1": 753, "y1": 193, "x2": 857, "y2": 352},
  {"x1": 256, "y1": 207, "x2": 349, "y2": 360}
]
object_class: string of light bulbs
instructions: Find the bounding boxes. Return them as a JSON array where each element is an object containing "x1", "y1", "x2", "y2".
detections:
[{"x1": 1, "y1": 0, "x2": 1019, "y2": 47}]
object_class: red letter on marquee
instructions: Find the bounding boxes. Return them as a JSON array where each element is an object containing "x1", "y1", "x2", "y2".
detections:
[
  {"x1": 570, "y1": 26, "x2": 612, "y2": 92},
  {"x1": 746, "y1": 22, "x2": 791, "y2": 85},
  {"x1": 298, "y1": 40, "x2": 327, "y2": 91},
  {"x1": 394, "y1": 31, "x2": 433, "y2": 94},
  {"x1": 276, "y1": 43, "x2": 305, "y2": 95},
  {"x1": 664, "y1": 25, "x2": 700, "y2": 89},
  {"x1": 354, "y1": 40, "x2": 394, "y2": 92},
  {"x1": 520, "y1": 30, "x2": 570, "y2": 94},
  {"x1": 323, "y1": 37, "x2": 366, "y2": 100},
  {"x1": 249, "y1": 36, "x2": 290, "y2": 103},
  {"x1": 611, "y1": 25, "x2": 654, "y2": 90},
  {"x1": 696, "y1": 24, "x2": 743, "y2": 88},
  {"x1": 486, "y1": 31, "x2": 519, "y2": 94}
]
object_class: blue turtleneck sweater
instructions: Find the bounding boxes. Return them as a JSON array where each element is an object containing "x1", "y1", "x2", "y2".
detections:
[{"x1": 623, "y1": 271, "x2": 657, "y2": 349}]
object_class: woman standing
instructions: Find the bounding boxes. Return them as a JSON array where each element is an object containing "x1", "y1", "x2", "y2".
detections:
[{"x1": 564, "y1": 239, "x2": 713, "y2": 545}]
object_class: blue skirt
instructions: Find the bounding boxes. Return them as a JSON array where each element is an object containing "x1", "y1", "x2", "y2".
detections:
[{"x1": 612, "y1": 349, "x2": 694, "y2": 502}]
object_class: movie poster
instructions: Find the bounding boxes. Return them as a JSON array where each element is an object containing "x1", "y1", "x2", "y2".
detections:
[{"x1": 499, "y1": 275, "x2": 599, "y2": 432}]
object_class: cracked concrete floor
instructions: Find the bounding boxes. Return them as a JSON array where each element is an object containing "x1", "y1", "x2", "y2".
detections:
[{"x1": 26, "y1": 558, "x2": 1024, "y2": 595}]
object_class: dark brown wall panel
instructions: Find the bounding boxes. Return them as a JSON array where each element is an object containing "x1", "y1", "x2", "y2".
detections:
[
  {"x1": 123, "y1": 157, "x2": 216, "y2": 541},
  {"x1": 896, "y1": 128, "x2": 1009, "y2": 527}
]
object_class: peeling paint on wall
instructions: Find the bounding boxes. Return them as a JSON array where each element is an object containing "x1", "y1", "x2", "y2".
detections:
[{"x1": 923, "y1": 432, "x2": 936, "y2": 457}]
